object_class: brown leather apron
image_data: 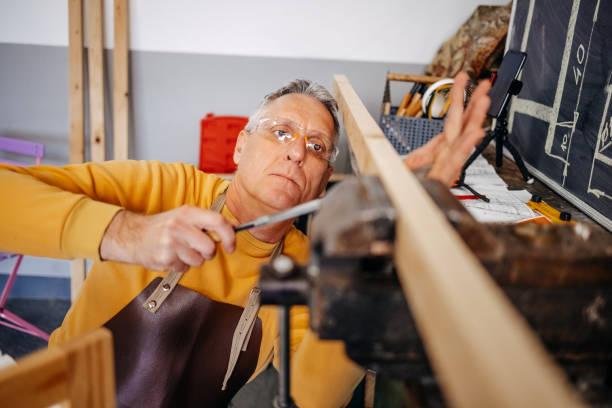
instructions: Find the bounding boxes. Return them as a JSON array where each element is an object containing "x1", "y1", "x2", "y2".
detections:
[{"x1": 103, "y1": 189, "x2": 280, "y2": 408}]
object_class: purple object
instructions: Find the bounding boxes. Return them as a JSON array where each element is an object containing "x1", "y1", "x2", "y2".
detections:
[
  {"x1": 0, "y1": 135, "x2": 49, "y2": 341},
  {"x1": 0, "y1": 135, "x2": 44, "y2": 165}
]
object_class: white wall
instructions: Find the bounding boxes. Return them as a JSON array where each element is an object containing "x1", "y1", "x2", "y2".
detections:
[{"x1": 0, "y1": 0, "x2": 509, "y2": 63}]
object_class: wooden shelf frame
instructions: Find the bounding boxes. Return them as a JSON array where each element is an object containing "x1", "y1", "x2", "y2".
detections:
[
  {"x1": 68, "y1": 0, "x2": 86, "y2": 303},
  {"x1": 0, "y1": 328, "x2": 115, "y2": 407}
]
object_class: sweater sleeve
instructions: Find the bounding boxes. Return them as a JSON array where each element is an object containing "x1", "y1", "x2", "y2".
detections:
[{"x1": 0, "y1": 160, "x2": 216, "y2": 261}]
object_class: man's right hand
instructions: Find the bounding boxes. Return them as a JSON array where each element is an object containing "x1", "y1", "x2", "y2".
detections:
[{"x1": 99, "y1": 206, "x2": 236, "y2": 273}]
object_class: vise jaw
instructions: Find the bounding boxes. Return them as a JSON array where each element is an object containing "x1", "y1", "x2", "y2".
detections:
[{"x1": 260, "y1": 176, "x2": 427, "y2": 377}]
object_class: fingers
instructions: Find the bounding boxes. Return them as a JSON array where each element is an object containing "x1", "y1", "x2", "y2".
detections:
[
  {"x1": 462, "y1": 79, "x2": 492, "y2": 131},
  {"x1": 403, "y1": 73, "x2": 490, "y2": 180},
  {"x1": 176, "y1": 223, "x2": 217, "y2": 260},
  {"x1": 422, "y1": 132, "x2": 446, "y2": 154},
  {"x1": 438, "y1": 96, "x2": 490, "y2": 185},
  {"x1": 168, "y1": 261, "x2": 189, "y2": 274},
  {"x1": 421, "y1": 74, "x2": 492, "y2": 187},
  {"x1": 178, "y1": 206, "x2": 236, "y2": 253},
  {"x1": 403, "y1": 132, "x2": 445, "y2": 170},
  {"x1": 139, "y1": 206, "x2": 237, "y2": 273},
  {"x1": 452, "y1": 129, "x2": 484, "y2": 175},
  {"x1": 425, "y1": 88, "x2": 491, "y2": 186},
  {"x1": 461, "y1": 88, "x2": 491, "y2": 141},
  {"x1": 443, "y1": 72, "x2": 469, "y2": 144},
  {"x1": 176, "y1": 245, "x2": 205, "y2": 268},
  {"x1": 153, "y1": 222, "x2": 216, "y2": 273}
]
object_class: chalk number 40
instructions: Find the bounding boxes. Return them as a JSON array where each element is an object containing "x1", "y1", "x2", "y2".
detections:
[{"x1": 573, "y1": 44, "x2": 586, "y2": 85}]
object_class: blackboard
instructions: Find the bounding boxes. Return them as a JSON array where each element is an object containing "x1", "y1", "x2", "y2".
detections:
[{"x1": 507, "y1": 0, "x2": 612, "y2": 231}]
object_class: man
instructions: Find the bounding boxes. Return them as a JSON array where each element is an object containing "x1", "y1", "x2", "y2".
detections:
[{"x1": 0, "y1": 73, "x2": 490, "y2": 407}]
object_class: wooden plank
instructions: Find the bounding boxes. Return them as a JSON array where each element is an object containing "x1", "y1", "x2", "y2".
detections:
[
  {"x1": 87, "y1": 0, "x2": 106, "y2": 163},
  {"x1": 333, "y1": 74, "x2": 583, "y2": 407},
  {"x1": 0, "y1": 328, "x2": 115, "y2": 408},
  {"x1": 68, "y1": 0, "x2": 84, "y2": 164},
  {"x1": 113, "y1": 0, "x2": 129, "y2": 160},
  {"x1": 68, "y1": 0, "x2": 87, "y2": 303},
  {"x1": 0, "y1": 347, "x2": 68, "y2": 408},
  {"x1": 64, "y1": 329, "x2": 116, "y2": 408},
  {"x1": 386, "y1": 73, "x2": 443, "y2": 84}
]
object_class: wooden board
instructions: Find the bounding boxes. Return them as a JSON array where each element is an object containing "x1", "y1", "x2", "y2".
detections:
[
  {"x1": 87, "y1": 0, "x2": 106, "y2": 163},
  {"x1": 386, "y1": 73, "x2": 443, "y2": 84},
  {"x1": 64, "y1": 328, "x2": 115, "y2": 407},
  {"x1": 68, "y1": 0, "x2": 84, "y2": 165},
  {"x1": 333, "y1": 74, "x2": 583, "y2": 407},
  {"x1": 0, "y1": 328, "x2": 115, "y2": 408},
  {"x1": 113, "y1": 0, "x2": 129, "y2": 161},
  {"x1": 68, "y1": 0, "x2": 87, "y2": 303}
]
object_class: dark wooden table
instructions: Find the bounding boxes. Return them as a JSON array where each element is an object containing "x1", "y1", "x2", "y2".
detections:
[{"x1": 478, "y1": 144, "x2": 612, "y2": 405}]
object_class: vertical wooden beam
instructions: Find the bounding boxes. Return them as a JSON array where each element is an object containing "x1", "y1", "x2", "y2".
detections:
[
  {"x1": 87, "y1": 0, "x2": 106, "y2": 163},
  {"x1": 70, "y1": 261, "x2": 87, "y2": 303},
  {"x1": 333, "y1": 75, "x2": 583, "y2": 408},
  {"x1": 68, "y1": 0, "x2": 87, "y2": 303},
  {"x1": 113, "y1": 0, "x2": 129, "y2": 160},
  {"x1": 68, "y1": 0, "x2": 84, "y2": 165}
]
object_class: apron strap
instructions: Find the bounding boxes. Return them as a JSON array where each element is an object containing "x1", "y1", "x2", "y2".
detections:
[
  {"x1": 223, "y1": 225, "x2": 285, "y2": 390},
  {"x1": 143, "y1": 186, "x2": 230, "y2": 313}
]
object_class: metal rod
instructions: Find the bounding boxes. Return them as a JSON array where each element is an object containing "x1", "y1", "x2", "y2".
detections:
[
  {"x1": 234, "y1": 223, "x2": 255, "y2": 232},
  {"x1": 276, "y1": 305, "x2": 296, "y2": 408}
]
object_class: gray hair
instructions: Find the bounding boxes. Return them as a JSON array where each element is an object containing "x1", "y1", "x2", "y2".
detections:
[{"x1": 245, "y1": 79, "x2": 340, "y2": 140}]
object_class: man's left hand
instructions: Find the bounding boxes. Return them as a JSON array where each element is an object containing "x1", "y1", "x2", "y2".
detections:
[{"x1": 403, "y1": 72, "x2": 491, "y2": 186}]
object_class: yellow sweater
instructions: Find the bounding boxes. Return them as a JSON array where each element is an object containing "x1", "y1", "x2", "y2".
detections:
[{"x1": 0, "y1": 160, "x2": 363, "y2": 407}]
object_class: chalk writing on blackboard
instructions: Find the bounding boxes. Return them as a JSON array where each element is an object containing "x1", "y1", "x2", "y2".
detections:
[
  {"x1": 505, "y1": 0, "x2": 611, "y2": 231},
  {"x1": 587, "y1": 75, "x2": 612, "y2": 200}
]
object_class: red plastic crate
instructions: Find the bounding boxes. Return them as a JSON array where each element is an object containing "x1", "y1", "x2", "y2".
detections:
[{"x1": 199, "y1": 113, "x2": 248, "y2": 173}]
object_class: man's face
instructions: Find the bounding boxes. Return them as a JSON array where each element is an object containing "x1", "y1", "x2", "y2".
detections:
[{"x1": 233, "y1": 93, "x2": 335, "y2": 211}]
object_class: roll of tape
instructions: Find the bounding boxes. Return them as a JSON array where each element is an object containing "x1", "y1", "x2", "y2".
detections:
[{"x1": 422, "y1": 78, "x2": 455, "y2": 118}]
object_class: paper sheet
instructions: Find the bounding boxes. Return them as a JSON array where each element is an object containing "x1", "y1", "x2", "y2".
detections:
[
  {"x1": 452, "y1": 156, "x2": 538, "y2": 223},
  {"x1": 456, "y1": 187, "x2": 539, "y2": 223}
]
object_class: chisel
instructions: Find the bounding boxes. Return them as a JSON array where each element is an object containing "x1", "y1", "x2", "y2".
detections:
[{"x1": 234, "y1": 198, "x2": 322, "y2": 232}]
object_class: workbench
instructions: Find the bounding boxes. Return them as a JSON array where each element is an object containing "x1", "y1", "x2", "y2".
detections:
[{"x1": 334, "y1": 74, "x2": 611, "y2": 407}]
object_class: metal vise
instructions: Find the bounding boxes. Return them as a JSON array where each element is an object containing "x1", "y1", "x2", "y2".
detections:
[
  {"x1": 259, "y1": 176, "x2": 428, "y2": 379},
  {"x1": 259, "y1": 174, "x2": 612, "y2": 405}
]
